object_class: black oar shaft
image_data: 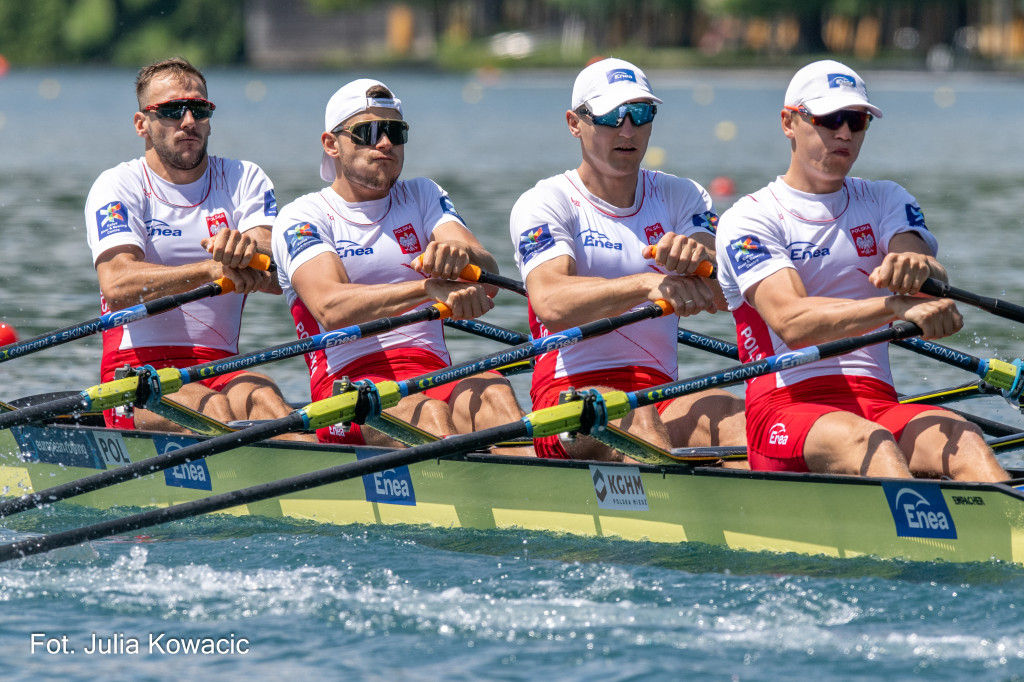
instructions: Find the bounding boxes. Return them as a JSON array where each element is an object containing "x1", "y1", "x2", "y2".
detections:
[
  {"x1": 0, "y1": 421, "x2": 527, "y2": 562},
  {"x1": 443, "y1": 319, "x2": 531, "y2": 344},
  {"x1": 0, "y1": 415, "x2": 306, "y2": 518},
  {"x1": 921, "y1": 278, "x2": 1024, "y2": 324},
  {"x1": 0, "y1": 394, "x2": 92, "y2": 430}
]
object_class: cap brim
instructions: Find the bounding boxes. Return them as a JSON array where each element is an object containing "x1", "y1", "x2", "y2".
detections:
[
  {"x1": 802, "y1": 94, "x2": 882, "y2": 118},
  {"x1": 587, "y1": 88, "x2": 663, "y2": 116},
  {"x1": 320, "y1": 151, "x2": 335, "y2": 182}
]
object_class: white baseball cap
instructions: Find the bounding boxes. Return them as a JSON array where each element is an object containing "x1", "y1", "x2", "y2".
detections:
[
  {"x1": 571, "y1": 58, "x2": 662, "y2": 116},
  {"x1": 320, "y1": 78, "x2": 403, "y2": 182},
  {"x1": 784, "y1": 60, "x2": 882, "y2": 118}
]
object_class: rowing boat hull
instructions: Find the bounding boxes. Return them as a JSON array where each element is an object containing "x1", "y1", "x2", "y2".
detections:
[{"x1": 2, "y1": 423, "x2": 1024, "y2": 565}]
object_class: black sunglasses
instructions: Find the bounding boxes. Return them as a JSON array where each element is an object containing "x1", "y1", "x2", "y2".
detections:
[
  {"x1": 142, "y1": 98, "x2": 216, "y2": 120},
  {"x1": 786, "y1": 105, "x2": 872, "y2": 133},
  {"x1": 332, "y1": 119, "x2": 409, "y2": 146},
  {"x1": 577, "y1": 101, "x2": 658, "y2": 128}
]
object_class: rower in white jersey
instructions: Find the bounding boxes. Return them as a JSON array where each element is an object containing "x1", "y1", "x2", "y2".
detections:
[
  {"x1": 716, "y1": 59, "x2": 1006, "y2": 481},
  {"x1": 85, "y1": 57, "x2": 308, "y2": 439},
  {"x1": 509, "y1": 57, "x2": 746, "y2": 461},
  {"x1": 271, "y1": 78, "x2": 530, "y2": 452}
]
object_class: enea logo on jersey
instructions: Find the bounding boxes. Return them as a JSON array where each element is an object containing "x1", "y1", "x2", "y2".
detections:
[
  {"x1": 439, "y1": 195, "x2": 464, "y2": 222},
  {"x1": 393, "y1": 224, "x2": 422, "y2": 254},
  {"x1": 787, "y1": 241, "x2": 831, "y2": 261},
  {"x1": 145, "y1": 219, "x2": 182, "y2": 238},
  {"x1": 358, "y1": 451, "x2": 416, "y2": 505},
  {"x1": 284, "y1": 222, "x2": 323, "y2": 258},
  {"x1": 206, "y1": 211, "x2": 230, "y2": 238},
  {"x1": 264, "y1": 189, "x2": 278, "y2": 217},
  {"x1": 644, "y1": 223, "x2": 664, "y2": 245},
  {"x1": 727, "y1": 235, "x2": 771, "y2": 273},
  {"x1": 97, "y1": 201, "x2": 130, "y2": 239},
  {"x1": 336, "y1": 239, "x2": 374, "y2": 258},
  {"x1": 518, "y1": 224, "x2": 555, "y2": 264},
  {"x1": 692, "y1": 210, "x2": 719, "y2": 234},
  {"x1": 905, "y1": 204, "x2": 928, "y2": 229},
  {"x1": 580, "y1": 227, "x2": 622, "y2": 251},
  {"x1": 882, "y1": 481, "x2": 957, "y2": 539}
]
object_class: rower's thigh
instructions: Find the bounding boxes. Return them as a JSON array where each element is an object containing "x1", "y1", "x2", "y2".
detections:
[
  {"x1": 898, "y1": 410, "x2": 1007, "y2": 482},
  {"x1": 170, "y1": 382, "x2": 233, "y2": 421},
  {"x1": 660, "y1": 388, "x2": 746, "y2": 447},
  {"x1": 220, "y1": 371, "x2": 291, "y2": 418},
  {"x1": 448, "y1": 374, "x2": 524, "y2": 429},
  {"x1": 803, "y1": 411, "x2": 911, "y2": 477},
  {"x1": 385, "y1": 392, "x2": 455, "y2": 434}
]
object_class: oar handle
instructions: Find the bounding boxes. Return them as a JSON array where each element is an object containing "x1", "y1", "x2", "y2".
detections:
[
  {"x1": 410, "y1": 256, "x2": 528, "y2": 296},
  {"x1": 248, "y1": 253, "x2": 273, "y2": 271},
  {"x1": 648, "y1": 247, "x2": 716, "y2": 279},
  {"x1": 920, "y1": 277, "x2": 1024, "y2": 324}
]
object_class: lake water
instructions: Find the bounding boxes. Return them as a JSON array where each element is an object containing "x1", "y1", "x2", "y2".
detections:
[{"x1": 2, "y1": 66, "x2": 1024, "y2": 680}]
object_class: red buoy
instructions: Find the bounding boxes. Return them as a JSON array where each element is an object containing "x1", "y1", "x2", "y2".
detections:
[{"x1": 0, "y1": 322, "x2": 18, "y2": 346}]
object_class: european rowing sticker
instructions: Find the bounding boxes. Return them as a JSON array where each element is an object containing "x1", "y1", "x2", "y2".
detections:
[
  {"x1": 692, "y1": 210, "x2": 719, "y2": 234},
  {"x1": 726, "y1": 234, "x2": 771, "y2": 273},
  {"x1": 358, "y1": 451, "x2": 416, "y2": 505},
  {"x1": 97, "y1": 201, "x2": 130, "y2": 240},
  {"x1": 882, "y1": 481, "x2": 957, "y2": 540},
  {"x1": 440, "y1": 195, "x2": 464, "y2": 223},
  {"x1": 11, "y1": 425, "x2": 106, "y2": 469},
  {"x1": 284, "y1": 222, "x2": 323, "y2": 259},
  {"x1": 850, "y1": 224, "x2": 877, "y2": 257},
  {"x1": 393, "y1": 224, "x2": 422, "y2": 254},
  {"x1": 264, "y1": 189, "x2": 278, "y2": 217},
  {"x1": 518, "y1": 224, "x2": 555, "y2": 264},
  {"x1": 590, "y1": 465, "x2": 648, "y2": 510},
  {"x1": 905, "y1": 204, "x2": 928, "y2": 230}
]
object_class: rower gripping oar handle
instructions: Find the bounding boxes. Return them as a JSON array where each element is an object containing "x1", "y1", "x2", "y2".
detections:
[
  {"x1": 647, "y1": 247, "x2": 716, "y2": 279},
  {"x1": 410, "y1": 256, "x2": 528, "y2": 296},
  {"x1": 213, "y1": 253, "x2": 276, "y2": 295},
  {"x1": 920, "y1": 277, "x2": 1024, "y2": 324}
]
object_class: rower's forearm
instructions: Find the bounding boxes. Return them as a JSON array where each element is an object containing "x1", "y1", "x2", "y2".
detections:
[
  {"x1": 313, "y1": 280, "x2": 433, "y2": 330},
  {"x1": 768, "y1": 296, "x2": 896, "y2": 349},
  {"x1": 531, "y1": 273, "x2": 658, "y2": 331},
  {"x1": 102, "y1": 260, "x2": 220, "y2": 309}
]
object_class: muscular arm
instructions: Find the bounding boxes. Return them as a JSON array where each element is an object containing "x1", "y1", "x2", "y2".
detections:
[
  {"x1": 747, "y1": 232, "x2": 958, "y2": 348},
  {"x1": 526, "y1": 232, "x2": 720, "y2": 332}
]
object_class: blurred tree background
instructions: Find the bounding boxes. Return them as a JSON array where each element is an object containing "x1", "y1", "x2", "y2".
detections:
[{"x1": 0, "y1": 0, "x2": 1019, "y2": 70}]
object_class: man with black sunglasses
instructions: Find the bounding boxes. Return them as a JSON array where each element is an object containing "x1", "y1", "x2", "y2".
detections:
[
  {"x1": 715, "y1": 59, "x2": 1006, "y2": 481},
  {"x1": 84, "y1": 57, "x2": 305, "y2": 438},
  {"x1": 270, "y1": 78, "x2": 530, "y2": 451},
  {"x1": 508, "y1": 57, "x2": 746, "y2": 461}
]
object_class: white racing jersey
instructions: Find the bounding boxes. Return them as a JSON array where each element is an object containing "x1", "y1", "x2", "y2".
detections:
[
  {"x1": 84, "y1": 156, "x2": 277, "y2": 355},
  {"x1": 510, "y1": 168, "x2": 718, "y2": 381},
  {"x1": 271, "y1": 178, "x2": 465, "y2": 377},
  {"x1": 716, "y1": 176, "x2": 939, "y2": 389}
]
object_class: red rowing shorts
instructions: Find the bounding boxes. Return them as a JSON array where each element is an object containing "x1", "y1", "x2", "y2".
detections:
[
  {"x1": 101, "y1": 346, "x2": 244, "y2": 429},
  {"x1": 745, "y1": 374, "x2": 945, "y2": 473},
  {"x1": 312, "y1": 348, "x2": 499, "y2": 445},
  {"x1": 530, "y1": 366, "x2": 674, "y2": 459}
]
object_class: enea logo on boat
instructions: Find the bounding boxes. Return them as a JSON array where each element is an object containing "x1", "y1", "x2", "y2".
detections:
[
  {"x1": 881, "y1": 481, "x2": 957, "y2": 540},
  {"x1": 905, "y1": 204, "x2": 928, "y2": 229},
  {"x1": 518, "y1": 224, "x2": 554, "y2": 264},
  {"x1": 357, "y1": 451, "x2": 416, "y2": 505},
  {"x1": 154, "y1": 436, "x2": 212, "y2": 491},
  {"x1": 97, "y1": 201, "x2": 130, "y2": 239},
  {"x1": 284, "y1": 222, "x2": 323, "y2": 258},
  {"x1": 692, "y1": 210, "x2": 719, "y2": 234},
  {"x1": 590, "y1": 465, "x2": 649, "y2": 511},
  {"x1": 727, "y1": 235, "x2": 771, "y2": 273}
]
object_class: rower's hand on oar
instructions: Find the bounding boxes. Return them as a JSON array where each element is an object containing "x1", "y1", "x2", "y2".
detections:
[
  {"x1": 643, "y1": 234, "x2": 714, "y2": 277},
  {"x1": 202, "y1": 228, "x2": 257, "y2": 269},
  {"x1": 869, "y1": 252, "x2": 936, "y2": 296},
  {"x1": 425, "y1": 280, "x2": 494, "y2": 320},
  {"x1": 412, "y1": 241, "x2": 473, "y2": 281},
  {"x1": 651, "y1": 274, "x2": 718, "y2": 317},
  {"x1": 888, "y1": 296, "x2": 962, "y2": 340}
]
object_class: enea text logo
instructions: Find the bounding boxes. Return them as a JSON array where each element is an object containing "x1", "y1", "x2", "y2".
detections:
[
  {"x1": 727, "y1": 235, "x2": 771, "y2": 274},
  {"x1": 606, "y1": 68, "x2": 636, "y2": 84},
  {"x1": 145, "y1": 219, "x2": 182, "y2": 238},
  {"x1": 358, "y1": 452, "x2": 416, "y2": 505},
  {"x1": 827, "y1": 73, "x2": 857, "y2": 88},
  {"x1": 787, "y1": 241, "x2": 831, "y2": 261},
  {"x1": 154, "y1": 436, "x2": 212, "y2": 491},
  {"x1": 97, "y1": 201, "x2": 130, "y2": 239},
  {"x1": 882, "y1": 481, "x2": 957, "y2": 539},
  {"x1": 336, "y1": 239, "x2": 374, "y2": 258},
  {"x1": 580, "y1": 227, "x2": 622, "y2": 251}
]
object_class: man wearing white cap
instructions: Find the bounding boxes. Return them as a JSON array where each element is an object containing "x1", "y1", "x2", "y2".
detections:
[
  {"x1": 715, "y1": 59, "x2": 1006, "y2": 480},
  {"x1": 509, "y1": 57, "x2": 746, "y2": 461},
  {"x1": 271, "y1": 78, "x2": 529, "y2": 449}
]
